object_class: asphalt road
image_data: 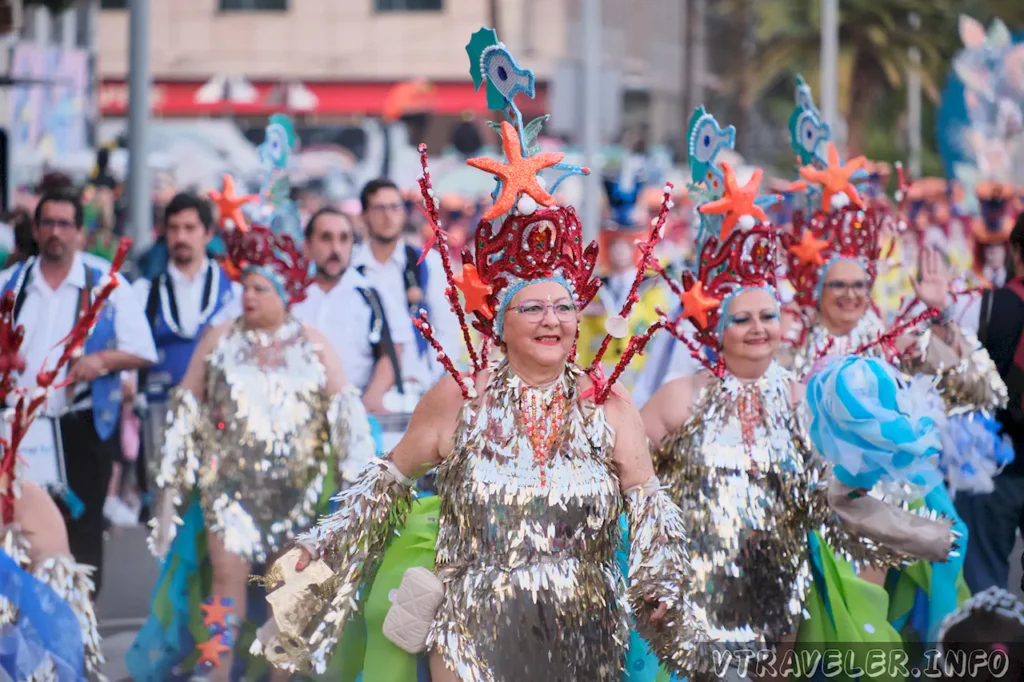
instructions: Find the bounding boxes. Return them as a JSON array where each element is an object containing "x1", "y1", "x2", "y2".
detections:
[{"x1": 95, "y1": 524, "x2": 1024, "y2": 681}]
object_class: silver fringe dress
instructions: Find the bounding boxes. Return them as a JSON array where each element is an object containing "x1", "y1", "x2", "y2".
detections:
[{"x1": 153, "y1": 318, "x2": 375, "y2": 563}]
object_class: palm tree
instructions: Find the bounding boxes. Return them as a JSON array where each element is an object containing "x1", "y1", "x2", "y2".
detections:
[{"x1": 717, "y1": 0, "x2": 1024, "y2": 156}]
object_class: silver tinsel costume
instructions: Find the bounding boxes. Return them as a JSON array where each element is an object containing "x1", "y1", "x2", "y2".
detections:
[
  {"x1": 653, "y1": 361, "x2": 956, "y2": 672},
  {"x1": 152, "y1": 317, "x2": 375, "y2": 563},
  {"x1": 266, "y1": 361, "x2": 704, "y2": 680},
  {"x1": 0, "y1": 526, "x2": 105, "y2": 681}
]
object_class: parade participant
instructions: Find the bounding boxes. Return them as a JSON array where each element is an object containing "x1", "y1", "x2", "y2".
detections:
[
  {"x1": 297, "y1": 206, "x2": 411, "y2": 413},
  {"x1": 0, "y1": 244, "x2": 131, "y2": 680},
  {"x1": 935, "y1": 587, "x2": 1024, "y2": 682},
  {"x1": 0, "y1": 188, "x2": 157, "y2": 596},
  {"x1": 578, "y1": 172, "x2": 668, "y2": 394},
  {"x1": 641, "y1": 156, "x2": 959, "y2": 677},
  {"x1": 132, "y1": 192, "x2": 242, "y2": 503},
  {"x1": 253, "y1": 29, "x2": 702, "y2": 681},
  {"x1": 353, "y1": 177, "x2": 461, "y2": 390},
  {"x1": 128, "y1": 173, "x2": 376, "y2": 681}
]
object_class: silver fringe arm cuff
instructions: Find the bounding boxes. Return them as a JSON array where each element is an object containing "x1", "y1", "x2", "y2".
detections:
[
  {"x1": 33, "y1": 555, "x2": 106, "y2": 681},
  {"x1": 271, "y1": 457, "x2": 414, "y2": 674},
  {"x1": 901, "y1": 327, "x2": 1008, "y2": 413},
  {"x1": 327, "y1": 386, "x2": 378, "y2": 491},
  {"x1": 148, "y1": 387, "x2": 205, "y2": 557},
  {"x1": 819, "y1": 475, "x2": 957, "y2": 568},
  {"x1": 624, "y1": 477, "x2": 707, "y2": 677}
]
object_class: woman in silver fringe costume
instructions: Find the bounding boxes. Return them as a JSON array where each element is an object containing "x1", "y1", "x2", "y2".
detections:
[
  {"x1": 641, "y1": 160, "x2": 959, "y2": 680},
  {"x1": 255, "y1": 96, "x2": 703, "y2": 679},
  {"x1": 141, "y1": 216, "x2": 375, "y2": 682}
]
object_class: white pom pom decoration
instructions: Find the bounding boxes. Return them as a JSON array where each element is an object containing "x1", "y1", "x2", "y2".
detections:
[
  {"x1": 831, "y1": 192, "x2": 851, "y2": 210},
  {"x1": 517, "y1": 195, "x2": 538, "y2": 215},
  {"x1": 738, "y1": 214, "x2": 756, "y2": 231},
  {"x1": 605, "y1": 315, "x2": 630, "y2": 338}
]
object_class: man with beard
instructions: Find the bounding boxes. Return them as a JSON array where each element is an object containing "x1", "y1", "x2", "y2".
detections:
[
  {"x1": 132, "y1": 193, "x2": 241, "y2": 513},
  {"x1": 351, "y1": 178, "x2": 459, "y2": 392},
  {"x1": 294, "y1": 207, "x2": 408, "y2": 413},
  {"x1": 0, "y1": 187, "x2": 157, "y2": 595}
]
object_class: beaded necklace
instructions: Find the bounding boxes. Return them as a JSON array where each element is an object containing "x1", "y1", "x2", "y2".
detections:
[{"x1": 520, "y1": 381, "x2": 569, "y2": 487}]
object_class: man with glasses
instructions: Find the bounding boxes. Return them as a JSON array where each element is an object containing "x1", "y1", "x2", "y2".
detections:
[
  {"x1": 351, "y1": 179, "x2": 459, "y2": 393},
  {"x1": 0, "y1": 187, "x2": 157, "y2": 596},
  {"x1": 295, "y1": 206, "x2": 411, "y2": 413}
]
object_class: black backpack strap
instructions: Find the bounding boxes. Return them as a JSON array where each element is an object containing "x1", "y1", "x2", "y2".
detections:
[
  {"x1": 356, "y1": 286, "x2": 404, "y2": 395},
  {"x1": 403, "y1": 245, "x2": 423, "y2": 312},
  {"x1": 978, "y1": 287, "x2": 994, "y2": 346},
  {"x1": 12, "y1": 259, "x2": 34, "y2": 322},
  {"x1": 145, "y1": 276, "x2": 161, "y2": 330}
]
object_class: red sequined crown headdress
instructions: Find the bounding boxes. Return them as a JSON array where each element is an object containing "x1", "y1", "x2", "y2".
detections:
[{"x1": 408, "y1": 27, "x2": 676, "y2": 403}]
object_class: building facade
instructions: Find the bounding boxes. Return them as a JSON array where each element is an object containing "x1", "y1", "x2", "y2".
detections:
[{"x1": 96, "y1": 0, "x2": 686, "y2": 145}]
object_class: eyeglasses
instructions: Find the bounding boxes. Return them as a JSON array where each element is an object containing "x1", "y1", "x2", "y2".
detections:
[
  {"x1": 507, "y1": 300, "x2": 577, "y2": 323},
  {"x1": 367, "y1": 203, "x2": 404, "y2": 214},
  {"x1": 823, "y1": 280, "x2": 870, "y2": 293},
  {"x1": 38, "y1": 218, "x2": 77, "y2": 230}
]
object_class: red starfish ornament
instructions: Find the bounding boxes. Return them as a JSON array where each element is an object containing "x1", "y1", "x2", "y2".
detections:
[
  {"x1": 200, "y1": 597, "x2": 233, "y2": 628},
  {"x1": 196, "y1": 636, "x2": 231, "y2": 667},
  {"x1": 454, "y1": 263, "x2": 494, "y2": 319},
  {"x1": 466, "y1": 121, "x2": 564, "y2": 221},
  {"x1": 799, "y1": 143, "x2": 866, "y2": 211},
  {"x1": 679, "y1": 281, "x2": 721, "y2": 329},
  {"x1": 697, "y1": 162, "x2": 769, "y2": 239},
  {"x1": 209, "y1": 175, "x2": 257, "y2": 231},
  {"x1": 788, "y1": 229, "x2": 831, "y2": 267}
]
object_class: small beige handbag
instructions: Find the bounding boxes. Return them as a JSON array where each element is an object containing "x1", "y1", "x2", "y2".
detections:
[{"x1": 382, "y1": 567, "x2": 445, "y2": 654}]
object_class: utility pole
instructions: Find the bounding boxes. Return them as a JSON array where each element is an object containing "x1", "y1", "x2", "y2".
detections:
[
  {"x1": 488, "y1": 0, "x2": 500, "y2": 35},
  {"x1": 689, "y1": 0, "x2": 707, "y2": 115},
  {"x1": 581, "y1": 0, "x2": 601, "y2": 244},
  {"x1": 127, "y1": 0, "x2": 153, "y2": 253},
  {"x1": 820, "y1": 0, "x2": 839, "y2": 146},
  {"x1": 907, "y1": 12, "x2": 922, "y2": 178}
]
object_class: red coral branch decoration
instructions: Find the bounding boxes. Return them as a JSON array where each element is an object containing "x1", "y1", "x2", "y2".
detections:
[
  {"x1": 413, "y1": 312, "x2": 469, "y2": 400},
  {"x1": 852, "y1": 308, "x2": 939, "y2": 362}
]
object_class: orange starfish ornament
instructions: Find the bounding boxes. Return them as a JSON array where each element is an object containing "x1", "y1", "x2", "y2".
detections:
[
  {"x1": 200, "y1": 596, "x2": 234, "y2": 628},
  {"x1": 679, "y1": 281, "x2": 721, "y2": 329},
  {"x1": 697, "y1": 161, "x2": 769, "y2": 239},
  {"x1": 788, "y1": 229, "x2": 831, "y2": 267},
  {"x1": 799, "y1": 143, "x2": 866, "y2": 211},
  {"x1": 209, "y1": 175, "x2": 257, "y2": 231},
  {"x1": 466, "y1": 121, "x2": 564, "y2": 221},
  {"x1": 454, "y1": 263, "x2": 494, "y2": 319},
  {"x1": 196, "y1": 636, "x2": 231, "y2": 667}
]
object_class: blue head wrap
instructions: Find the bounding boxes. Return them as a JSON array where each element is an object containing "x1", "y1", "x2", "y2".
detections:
[
  {"x1": 715, "y1": 285, "x2": 779, "y2": 339},
  {"x1": 494, "y1": 275, "x2": 575, "y2": 340},
  {"x1": 242, "y1": 264, "x2": 289, "y2": 306},
  {"x1": 805, "y1": 355, "x2": 945, "y2": 492},
  {"x1": 814, "y1": 255, "x2": 870, "y2": 302}
]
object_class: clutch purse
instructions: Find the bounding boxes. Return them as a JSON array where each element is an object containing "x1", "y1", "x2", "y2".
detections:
[{"x1": 382, "y1": 566, "x2": 444, "y2": 654}]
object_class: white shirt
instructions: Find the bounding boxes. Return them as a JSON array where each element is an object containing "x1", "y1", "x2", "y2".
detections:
[
  {"x1": 351, "y1": 239, "x2": 459, "y2": 387},
  {"x1": 0, "y1": 253, "x2": 158, "y2": 415},
  {"x1": 293, "y1": 270, "x2": 412, "y2": 392},
  {"x1": 132, "y1": 258, "x2": 243, "y2": 338}
]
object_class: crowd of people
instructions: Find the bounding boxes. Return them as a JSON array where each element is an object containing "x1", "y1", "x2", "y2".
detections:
[{"x1": 2, "y1": 26, "x2": 1024, "y2": 682}]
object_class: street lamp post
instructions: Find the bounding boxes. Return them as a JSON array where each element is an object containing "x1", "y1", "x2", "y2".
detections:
[
  {"x1": 820, "y1": 0, "x2": 839, "y2": 144},
  {"x1": 581, "y1": 0, "x2": 601, "y2": 244},
  {"x1": 127, "y1": 0, "x2": 152, "y2": 253}
]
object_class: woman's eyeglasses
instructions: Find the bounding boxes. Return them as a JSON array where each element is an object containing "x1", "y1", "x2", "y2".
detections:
[
  {"x1": 507, "y1": 300, "x2": 577, "y2": 323},
  {"x1": 823, "y1": 280, "x2": 870, "y2": 294}
]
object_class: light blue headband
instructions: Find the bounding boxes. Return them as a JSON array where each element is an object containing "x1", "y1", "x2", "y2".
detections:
[
  {"x1": 494, "y1": 275, "x2": 575, "y2": 340},
  {"x1": 243, "y1": 264, "x2": 289, "y2": 306},
  {"x1": 814, "y1": 255, "x2": 870, "y2": 302},
  {"x1": 716, "y1": 285, "x2": 779, "y2": 338}
]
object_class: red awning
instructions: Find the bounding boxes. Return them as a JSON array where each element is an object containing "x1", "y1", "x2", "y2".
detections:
[{"x1": 99, "y1": 79, "x2": 548, "y2": 117}]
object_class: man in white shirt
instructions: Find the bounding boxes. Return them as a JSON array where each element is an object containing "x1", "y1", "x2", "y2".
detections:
[
  {"x1": 351, "y1": 179, "x2": 460, "y2": 393},
  {"x1": 0, "y1": 188, "x2": 157, "y2": 595},
  {"x1": 294, "y1": 207, "x2": 410, "y2": 413}
]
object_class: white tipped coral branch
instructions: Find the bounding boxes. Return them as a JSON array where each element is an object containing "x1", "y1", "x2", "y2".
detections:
[
  {"x1": 590, "y1": 183, "x2": 674, "y2": 370},
  {"x1": 416, "y1": 144, "x2": 483, "y2": 374},
  {"x1": 594, "y1": 319, "x2": 668, "y2": 404},
  {"x1": 852, "y1": 308, "x2": 939, "y2": 361},
  {"x1": 413, "y1": 312, "x2": 470, "y2": 400},
  {"x1": 656, "y1": 306, "x2": 724, "y2": 378}
]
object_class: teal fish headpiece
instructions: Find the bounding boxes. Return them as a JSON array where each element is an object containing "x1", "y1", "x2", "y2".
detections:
[
  {"x1": 788, "y1": 75, "x2": 831, "y2": 167},
  {"x1": 687, "y1": 106, "x2": 735, "y2": 189},
  {"x1": 259, "y1": 114, "x2": 297, "y2": 173}
]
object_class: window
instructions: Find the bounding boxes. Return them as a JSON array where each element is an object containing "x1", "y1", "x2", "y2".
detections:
[
  {"x1": 218, "y1": 0, "x2": 287, "y2": 10},
  {"x1": 375, "y1": 0, "x2": 442, "y2": 11},
  {"x1": 99, "y1": 0, "x2": 127, "y2": 9}
]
